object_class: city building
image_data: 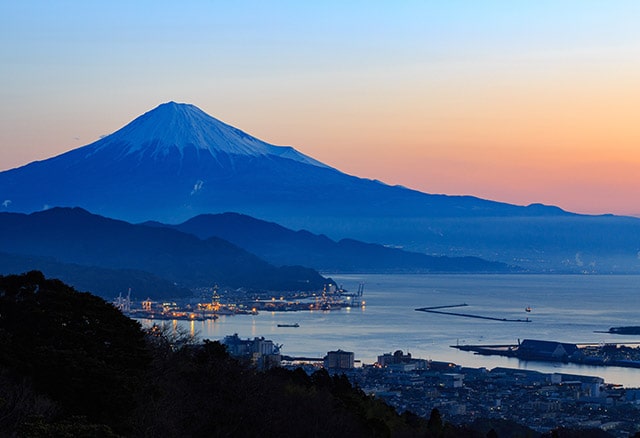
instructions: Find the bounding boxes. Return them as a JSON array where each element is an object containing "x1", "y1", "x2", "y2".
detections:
[
  {"x1": 222, "y1": 333, "x2": 281, "y2": 369},
  {"x1": 377, "y1": 349, "x2": 428, "y2": 370},
  {"x1": 324, "y1": 349, "x2": 354, "y2": 369}
]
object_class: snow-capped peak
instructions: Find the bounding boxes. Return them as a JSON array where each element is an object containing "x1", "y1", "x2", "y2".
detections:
[{"x1": 89, "y1": 101, "x2": 327, "y2": 167}]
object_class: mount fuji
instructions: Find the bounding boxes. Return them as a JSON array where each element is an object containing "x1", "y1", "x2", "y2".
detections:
[
  {"x1": 0, "y1": 102, "x2": 335, "y2": 222},
  {"x1": 2, "y1": 102, "x2": 640, "y2": 272},
  {"x1": 0, "y1": 101, "x2": 556, "y2": 224}
]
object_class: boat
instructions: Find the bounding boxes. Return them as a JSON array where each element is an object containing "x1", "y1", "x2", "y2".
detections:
[
  {"x1": 277, "y1": 323, "x2": 300, "y2": 328},
  {"x1": 525, "y1": 306, "x2": 532, "y2": 313}
]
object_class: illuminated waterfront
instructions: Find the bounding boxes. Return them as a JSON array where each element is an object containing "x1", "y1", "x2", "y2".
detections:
[{"x1": 139, "y1": 274, "x2": 640, "y2": 387}]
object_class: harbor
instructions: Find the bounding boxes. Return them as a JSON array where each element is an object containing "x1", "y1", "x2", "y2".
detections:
[
  {"x1": 118, "y1": 274, "x2": 640, "y2": 388},
  {"x1": 113, "y1": 282, "x2": 365, "y2": 320}
]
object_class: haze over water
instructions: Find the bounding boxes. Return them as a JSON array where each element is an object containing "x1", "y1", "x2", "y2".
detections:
[{"x1": 152, "y1": 274, "x2": 640, "y2": 388}]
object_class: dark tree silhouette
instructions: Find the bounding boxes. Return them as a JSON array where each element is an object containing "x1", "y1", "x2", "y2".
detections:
[{"x1": 428, "y1": 407, "x2": 443, "y2": 433}]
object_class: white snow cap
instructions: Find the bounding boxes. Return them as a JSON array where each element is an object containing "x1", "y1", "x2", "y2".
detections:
[{"x1": 93, "y1": 101, "x2": 327, "y2": 167}]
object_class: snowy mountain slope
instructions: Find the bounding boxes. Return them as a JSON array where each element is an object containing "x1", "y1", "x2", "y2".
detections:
[{"x1": 86, "y1": 101, "x2": 328, "y2": 167}]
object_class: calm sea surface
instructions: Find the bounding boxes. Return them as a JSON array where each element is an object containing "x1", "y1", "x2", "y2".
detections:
[{"x1": 143, "y1": 274, "x2": 640, "y2": 387}]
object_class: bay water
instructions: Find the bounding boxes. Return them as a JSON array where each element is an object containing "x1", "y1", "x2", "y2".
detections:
[{"x1": 148, "y1": 274, "x2": 640, "y2": 387}]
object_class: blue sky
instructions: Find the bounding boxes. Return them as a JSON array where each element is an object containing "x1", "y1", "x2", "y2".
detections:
[{"x1": 2, "y1": 1, "x2": 640, "y2": 215}]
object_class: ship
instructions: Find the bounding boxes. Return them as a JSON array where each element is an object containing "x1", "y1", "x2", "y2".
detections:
[{"x1": 277, "y1": 323, "x2": 300, "y2": 328}]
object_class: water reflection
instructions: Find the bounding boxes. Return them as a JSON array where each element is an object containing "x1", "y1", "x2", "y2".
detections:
[{"x1": 136, "y1": 274, "x2": 640, "y2": 387}]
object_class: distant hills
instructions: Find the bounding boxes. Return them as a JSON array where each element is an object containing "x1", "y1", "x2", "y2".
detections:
[
  {"x1": 1, "y1": 101, "x2": 640, "y2": 273},
  {"x1": 146, "y1": 212, "x2": 515, "y2": 274},
  {"x1": 0, "y1": 208, "x2": 514, "y2": 299},
  {"x1": 0, "y1": 251, "x2": 191, "y2": 299},
  {"x1": 0, "y1": 208, "x2": 326, "y2": 298}
]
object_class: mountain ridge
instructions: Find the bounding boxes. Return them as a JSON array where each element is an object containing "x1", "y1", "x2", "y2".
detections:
[
  {"x1": 0, "y1": 101, "x2": 569, "y2": 222},
  {"x1": 1, "y1": 102, "x2": 639, "y2": 273},
  {"x1": 0, "y1": 250, "x2": 191, "y2": 299},
  {"x1": 147, "y1": 212, "x2": 517, "y2": 273},
  {"x1": 0, "y1": 207, "x2": 328, "y2": 297}
]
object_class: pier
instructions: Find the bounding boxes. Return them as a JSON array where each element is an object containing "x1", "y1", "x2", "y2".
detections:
[
  {"x1": 451, "y1": 339, "x2": 640, "y2": 369},
  {"x1": 415, "y1": 304, "x2": 531, "y2": 322}
]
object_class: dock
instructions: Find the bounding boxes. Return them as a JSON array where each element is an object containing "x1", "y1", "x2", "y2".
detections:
[{"x1": 451, "y1": 339, "x2": 640, "y2": 369}]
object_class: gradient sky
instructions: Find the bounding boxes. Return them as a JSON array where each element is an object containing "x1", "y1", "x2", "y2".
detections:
[{"x1": 2, "y1": 1, "x2": 639, "y2": 216}]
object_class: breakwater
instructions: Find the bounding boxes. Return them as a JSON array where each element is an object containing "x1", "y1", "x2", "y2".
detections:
[{"x1": 415, "y1": 304, "x2": 531, "y2": 322}]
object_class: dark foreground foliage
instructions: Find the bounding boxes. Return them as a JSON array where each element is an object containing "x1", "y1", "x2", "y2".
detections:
[
  {"x1": 0, "y1": 272, "x2": 604, "y2": 437},
  {"x1": 0, "y1": 271, "x2": 149, "y2": 435},
  {"x1": 0, "y1": 272, "x2": 431, "y2": 437}
]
